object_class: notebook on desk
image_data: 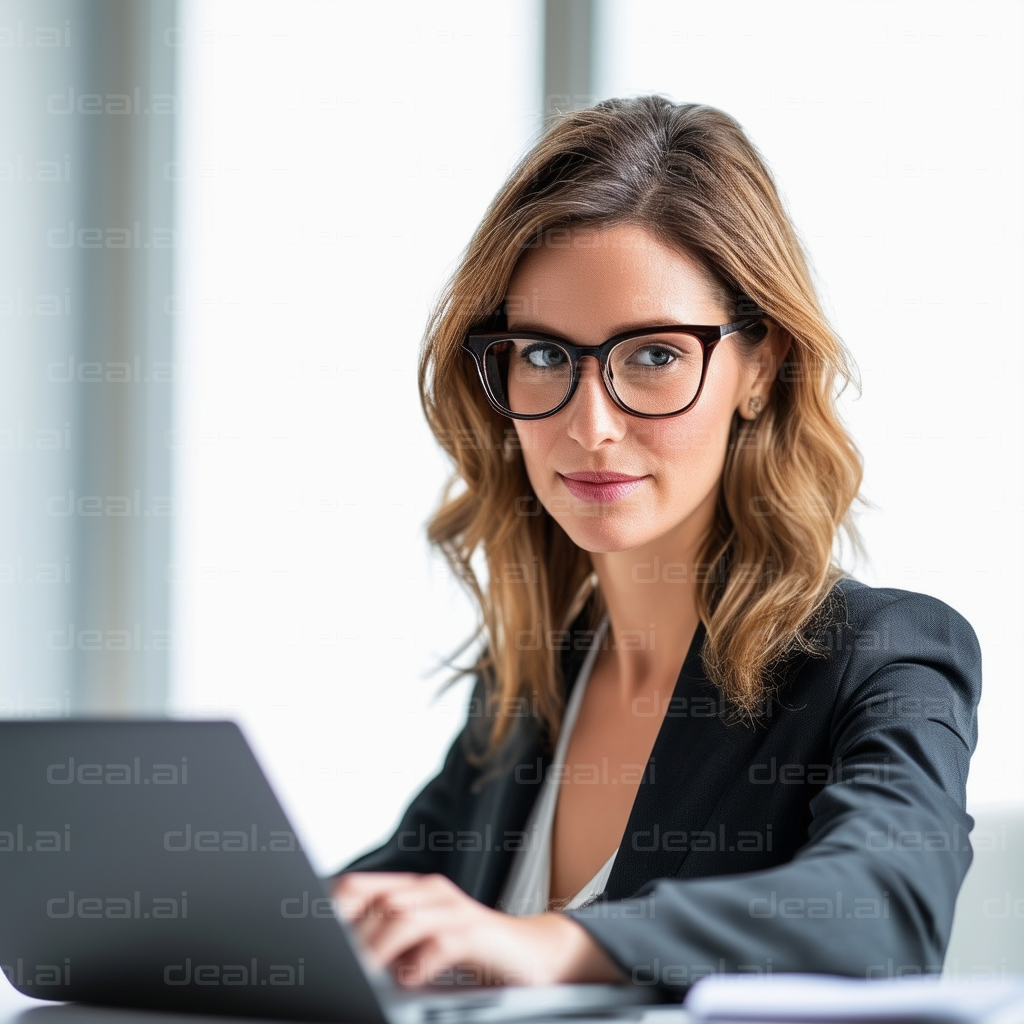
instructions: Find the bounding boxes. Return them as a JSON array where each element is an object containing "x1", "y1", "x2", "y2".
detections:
[{"x1": 683, "y1": 973, "x2": 1024, "y2": 1024}]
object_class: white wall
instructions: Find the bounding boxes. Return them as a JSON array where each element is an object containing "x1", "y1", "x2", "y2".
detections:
[
  {"x1": 596, "y1": 0, "x2": 1024, "y2": 808},
  {"x1": 171, "y1": 0, "x2": 543, "y2": 874}
]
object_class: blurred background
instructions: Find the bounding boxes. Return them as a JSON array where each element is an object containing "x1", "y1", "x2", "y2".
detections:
[{"x1": 1, "y1": 0, "x2": 1021, "y2": 975}]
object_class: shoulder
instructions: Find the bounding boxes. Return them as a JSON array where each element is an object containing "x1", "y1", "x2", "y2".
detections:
[
  {"x1": 828, "y1": 575, "x2": 981, "y2": 672},
  {"x1": 804, "y1": 575, "x2": 982, "y2": 744}
]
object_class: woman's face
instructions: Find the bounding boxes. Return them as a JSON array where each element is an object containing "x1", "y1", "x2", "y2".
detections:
[{"x1": 506, "y1": 222, "x2": 777, "y2": 555}]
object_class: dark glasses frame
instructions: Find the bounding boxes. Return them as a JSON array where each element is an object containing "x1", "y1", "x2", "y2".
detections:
[{"x1": 462, "y1": 317, "x2": 765, "y2": 420}]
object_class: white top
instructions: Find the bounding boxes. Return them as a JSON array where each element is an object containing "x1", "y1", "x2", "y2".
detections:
[{"x1": 498, "y1": 614, "x2": 617, "y2": 916}]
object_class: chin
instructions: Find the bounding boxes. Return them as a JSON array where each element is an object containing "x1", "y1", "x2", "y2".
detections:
[{"x1": 556, "y1": 517, "x2": 656, "y2": 555}]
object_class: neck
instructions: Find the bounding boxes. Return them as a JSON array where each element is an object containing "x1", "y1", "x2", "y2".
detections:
[{"x1": 589, "y1": 486, "x2": 716, "y2": 698}]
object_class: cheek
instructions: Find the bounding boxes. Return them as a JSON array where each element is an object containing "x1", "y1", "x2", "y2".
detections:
[
  {"x1": 514, "y1": 421, "x2": 558, "y2": 479},
  {"x1": 665, "y1": 353, "x2": 744, "y2": 453},
  {"x1": 632, "y1": 390, "x2": 736, "y2": 471}
]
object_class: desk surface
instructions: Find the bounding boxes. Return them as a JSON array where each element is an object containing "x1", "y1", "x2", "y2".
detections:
[{"x1": 0, "y1": 977, "x2": 684, "y2": 1024}]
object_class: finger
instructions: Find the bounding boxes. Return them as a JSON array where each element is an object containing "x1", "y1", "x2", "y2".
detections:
[
  {"x1": 351, "y1": 875, "x2": 461, "y2": 946},
  {"x1": 349, "y1": 883, "x2": 452, "y2": 949},
  {"x1": 334, "y1": 872, "x2": 422, "y2": 899},
  {"x1": 356, "y1": 884, "x2": 460, "y2": 962},
  {"x1": 391, "y1": 937, "x2": 461, "y2": 989},
  {"x1": 333, "y1": 872, "x2": 426, "y2": 922}
]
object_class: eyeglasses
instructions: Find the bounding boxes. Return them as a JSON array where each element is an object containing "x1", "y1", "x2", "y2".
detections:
[{"x1": 462, "y1": 318, "x2": 764, "y2": 420}]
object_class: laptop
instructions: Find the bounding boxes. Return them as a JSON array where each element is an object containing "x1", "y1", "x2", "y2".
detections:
[{"x1": 0, "y1": 720, "x2": 665, "y2": 1022}]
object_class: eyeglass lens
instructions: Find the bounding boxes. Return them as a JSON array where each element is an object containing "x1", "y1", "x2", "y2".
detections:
[{"x1": 482, "y1": 333, "x2": 705, "y2": 416}]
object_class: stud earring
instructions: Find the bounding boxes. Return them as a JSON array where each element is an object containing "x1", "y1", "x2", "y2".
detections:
[{"x1": 748, "y1": 395, "x2": 763, "y2": 418}]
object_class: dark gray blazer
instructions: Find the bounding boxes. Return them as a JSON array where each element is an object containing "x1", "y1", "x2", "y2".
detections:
[{"x1": 342, "y1": 577, "x2": 982, "y2": 993}]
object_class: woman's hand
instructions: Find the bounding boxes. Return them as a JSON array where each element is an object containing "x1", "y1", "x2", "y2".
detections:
[{"x1": 333, "y1": 871, "x2": 626, "y2": 988}]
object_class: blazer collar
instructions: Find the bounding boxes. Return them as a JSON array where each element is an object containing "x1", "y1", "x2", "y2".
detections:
[
  {"x1": 467, "y1": 607, "x2": 771, "y2": 906},
  {"x1": 603, "y1": 618, "x2": 769, "y2": 900}
]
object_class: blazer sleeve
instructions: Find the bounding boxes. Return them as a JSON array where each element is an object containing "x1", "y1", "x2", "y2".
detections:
[{"x1": 566, "y1": 591, "x2": 982, "y2": 994}]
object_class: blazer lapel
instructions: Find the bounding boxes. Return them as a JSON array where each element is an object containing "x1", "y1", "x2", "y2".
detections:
[
  {"x1": 456, "y1": 712, "x2": 547, "y2": 906},
  {"x1": 604, "y1": 620, "x2": 770, "y2": 900},
  {"x1": 461, "y1": 627, "x2": 594, "y2": 907}
]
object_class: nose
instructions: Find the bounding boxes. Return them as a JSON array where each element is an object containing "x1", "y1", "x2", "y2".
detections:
[{"x1": 563, "y1": 354, "x2": 627, "y2": 448}]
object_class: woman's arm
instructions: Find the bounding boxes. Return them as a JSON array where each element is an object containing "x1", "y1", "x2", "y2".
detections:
[
  {"x1": 565, "y1": 591, "x2": 981, "y2": 991},
  {"x1": 334, "y1": 870, "x2": 624, "y2": 986}
]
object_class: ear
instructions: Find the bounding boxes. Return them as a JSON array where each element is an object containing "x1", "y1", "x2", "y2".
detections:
[{"x1": 739, "y1": 321, "x2": 792, "y2": 420}]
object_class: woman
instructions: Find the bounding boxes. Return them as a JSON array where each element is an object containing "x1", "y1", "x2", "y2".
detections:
[{"x1": 333, "y1": 97, "x2": 981, "y2": 993}]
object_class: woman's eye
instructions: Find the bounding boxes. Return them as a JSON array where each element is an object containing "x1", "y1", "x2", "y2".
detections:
[
  {"x1": 523, "y1": 344, "x2": 567, "y2": 368},
  {"x1": 632, "y1": 346, "x2": 675, "y2": 367}
]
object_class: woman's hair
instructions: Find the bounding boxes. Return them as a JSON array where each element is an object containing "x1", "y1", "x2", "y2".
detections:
[{"x1": 418, "y1": 95, "x2": 864, "y2": 753}]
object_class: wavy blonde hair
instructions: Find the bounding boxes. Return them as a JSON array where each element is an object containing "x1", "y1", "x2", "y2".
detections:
[{"x1": 419, "y1": 96, "x2": 863, "y2": 753}]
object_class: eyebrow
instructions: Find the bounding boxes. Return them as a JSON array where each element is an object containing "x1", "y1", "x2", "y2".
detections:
[{"x1": 503, "y1": 319, "x2": 699, "y2": 339}]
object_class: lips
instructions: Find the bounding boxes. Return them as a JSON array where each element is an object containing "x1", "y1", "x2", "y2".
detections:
[
  {"x1": 558, "y1": 471, "x2": 648, "y2": 503},
  {"x1": 561, "y1": 471, "x2": 646, "y2": 484}
]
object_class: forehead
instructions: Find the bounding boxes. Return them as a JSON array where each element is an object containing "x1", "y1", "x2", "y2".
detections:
[{"x1": 505, "y1": 222, "x2": 729, "y2": 335}]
